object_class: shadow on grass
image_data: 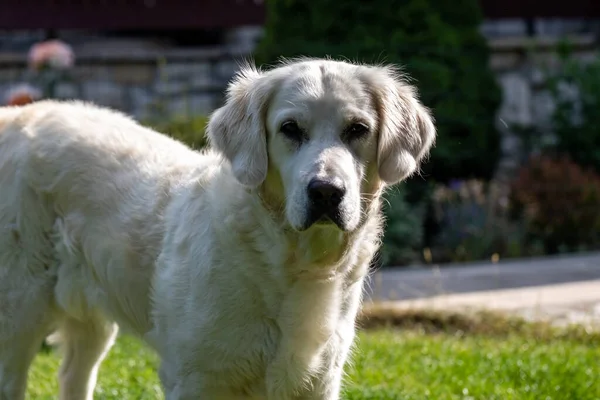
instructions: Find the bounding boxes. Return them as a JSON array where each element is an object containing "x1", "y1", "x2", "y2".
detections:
[{"x1": 358, "y1": 303, "x2": 600, "y2": 345}]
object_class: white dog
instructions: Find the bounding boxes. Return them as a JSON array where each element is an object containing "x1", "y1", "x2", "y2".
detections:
[{"x1": 0, "y1": 58, "x2": 435, "y2": 400}]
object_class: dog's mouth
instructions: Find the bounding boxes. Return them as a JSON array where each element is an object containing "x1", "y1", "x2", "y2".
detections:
[{"x1": 302, "y1": 208, "x2": 346, "y2": 231}]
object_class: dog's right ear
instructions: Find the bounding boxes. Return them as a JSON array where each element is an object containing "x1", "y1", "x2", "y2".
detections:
[
  {"x1": 207, "y1": 65, "x2": 276, "y2": 187},
  {"x1": 361, "y1": 66, "x2": 436, "y2": 185}
]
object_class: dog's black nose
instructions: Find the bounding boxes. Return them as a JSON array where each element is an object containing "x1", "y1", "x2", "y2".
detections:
[{"x1": 307, "y1": 178, "x2": 346, "y2": 210}]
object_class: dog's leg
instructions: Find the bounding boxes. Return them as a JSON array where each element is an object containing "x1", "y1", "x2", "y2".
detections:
[
  {"x1": 266, "y1": 279, "x2": 342, "y2": 400},
  {"x1": 304, "y1": 277, "x2": 366, "y2": 400},
  {"x1": 56, "y1": 317, "x2": 118, "y2": 400},
  {"x1": 0, "y1": 331, "x2": 49, "y2": 400},
  {"x1": 304, "y1": 329, "x2": 354, "y2": 400},
  {"x1": 0, "y1": 263, "x2": 58, "y2": 400}
]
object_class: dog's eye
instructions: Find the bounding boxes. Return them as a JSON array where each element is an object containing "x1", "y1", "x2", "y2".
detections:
[
  {"x1": 280, "y1": 120, "x2": 305, "y2": 142},
  {"x1": 344, "y1": 123, "x2": 369, "y2": 141}
]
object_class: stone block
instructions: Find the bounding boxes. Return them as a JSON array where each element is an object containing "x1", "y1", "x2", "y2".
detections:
[
  {"x1": 54, "y1": 83, "x2": 79, "y2": 100},
  {"x1": 489, "y1": 52, "x2": 521, "y2": 71},
  {"x1": 0, "y1": 67, "x2": 25, "y2": 83},
  {"x1": 155, "y1": 78, "x2": 192, "y2": 97},
  {"x1": 112, "y1": 64, "x2": 156, "y2": 86},
  {"x1": 161, "y1": 62, "x2": 193, "y2": 80},
  {"x1": 190, "y1": 62, "x2": 212, "y2": 88},
  {"x1": 165, "y1": 93, "x2": 215, "y2": 117},
  {"x1": 83, "y1": 80, "x2": 125, "y2": 110},
  {"x1": 73, "y1": 65, "x2": 112, "y2": 81},
  {"x1": 129, "y1": 87, "x2": 155, "y2": 119},
  {"x1": 531, "y1": 90, "x2": 555, "y2": 127},
  {"x1": 215, "y1": 59, "x2": 239, "y2": 82},
  {"x1": 497, "y1": 72, "x2": 533, "y2": 126}
]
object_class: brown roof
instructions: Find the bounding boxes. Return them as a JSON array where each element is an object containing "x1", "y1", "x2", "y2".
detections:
[
  {"x1": 1, "y1": 0, "x2": 598, "y2": 30},
  {"x1": 480, "y1": 0, "x2": 600, "y2": 19},
  {"x1": 0, "y1": 0, "x2": 266, "y2": 30}
]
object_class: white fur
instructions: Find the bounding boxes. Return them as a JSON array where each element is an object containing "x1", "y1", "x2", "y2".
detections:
[{"x1": 0, "y1": 58, "x2": 435, "y2": 400}]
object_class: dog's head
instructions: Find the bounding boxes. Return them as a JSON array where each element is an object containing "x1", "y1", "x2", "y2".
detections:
[{"x1": 207, "y1": 59, "x2": 436, "y2": 233}]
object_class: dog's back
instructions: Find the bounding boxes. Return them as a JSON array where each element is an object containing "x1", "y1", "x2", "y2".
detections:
[
  {"x1": 0, "y1": 100, "x2": 208, "y2": 399},
  {"x1": 2, "y1": 100, "x2": 211, "y2": 327}
]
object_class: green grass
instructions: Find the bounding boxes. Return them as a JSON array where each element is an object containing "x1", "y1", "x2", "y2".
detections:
[
  {"x1": 28, "y1": 336, "x2": 161, "y2": 400},
  {"x1": 345, "y1": 330, "x2": 599, "y2": 400},
  {"x1": 27, "y1": 311, "x2": 600, "y2": 399}
]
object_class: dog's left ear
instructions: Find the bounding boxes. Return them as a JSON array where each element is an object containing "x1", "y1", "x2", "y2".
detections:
[
  {"x1": 207, "y1": 65, "x2": 278, "y2": 187},
  {"x1": 362, "y1": 66, "x2": 436, "y2": 185}
]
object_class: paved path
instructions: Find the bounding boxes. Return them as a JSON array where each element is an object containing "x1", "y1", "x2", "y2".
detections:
[
  {"x1": 369, "y1": 279, "x2": 600, "y2": 327},
  {"x1": 366, "y1": 252, "x2": 600, "y2": 301},
  {"x1": 365, "y1": 252, "x2": 600, "y2": 327}
]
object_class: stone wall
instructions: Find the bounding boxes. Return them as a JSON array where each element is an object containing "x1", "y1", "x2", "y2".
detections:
[
  {"x1": 488, "y1": 34, "x2": 598, "y2": 180},
  {"x1": 0, "y1": 33, "x2": 597, "y2": 181},
  {"x1": 0, "y1": 43, "x2": 242, "y2": 120}
]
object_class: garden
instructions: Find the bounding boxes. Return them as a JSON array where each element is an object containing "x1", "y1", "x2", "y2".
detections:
[
  {"x1": 4, "y1": 0, "x2": 600, "y2": 398},
  {"x1": 8, "y1": 1, "x2": 600, "y2": 270}
]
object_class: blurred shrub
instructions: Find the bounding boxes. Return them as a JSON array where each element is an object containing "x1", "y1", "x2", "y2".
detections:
[
  {"x1": 429, "y1": 179, "x2": 530, "y2": 263},
  {"x1": 26, "y1": 39, "x2": 76, "y2": 98},
  {"x1": 254, "y1": 0, "x2": 502, "y2": 183},
  {"x1": 147, "y1": 115, "x2": 210, "y2": 149},
  {"x1": 3, "y1": 84, "x2": 42, "y2": 106},
  {"x1": 547, "y1": 51, "x2": 600, "y2": 174},
  {"x1": 379, "y1": 187, "x2": 426, "y2": 266},
  {"x1": 3, "y1": 39, "x2": 75, "y2": 106},
  {"x1": 510, "y1": 155, "x2": 600, "y2": 254}
]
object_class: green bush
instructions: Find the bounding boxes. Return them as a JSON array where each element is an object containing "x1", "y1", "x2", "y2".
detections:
[
  {"x1": 429, "y1": 179, "x2": 530, "y2": 263},
  {"x1": 379, "y1": 187, "x2": 425, "y2": 266},
  {"x1": 547, "y1": 52, "x2": 600, "y2": 174},
  {"x1": 146, "y1": 115, "x2": 210, "y2": 149},
  {"x1": 510, "y1": 155, "x2": 600, "y2": 254},
  {"x1": 254, "y1": 0, "x2": 502, "y2": 183}
]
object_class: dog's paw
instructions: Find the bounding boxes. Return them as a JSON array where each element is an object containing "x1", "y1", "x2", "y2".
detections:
[
  {"x1": 266, "y1": 369, "x2": 296, "y2": 400},
  {"x1": 266, "y1": 361, "x2": 313, "y2": 400}
]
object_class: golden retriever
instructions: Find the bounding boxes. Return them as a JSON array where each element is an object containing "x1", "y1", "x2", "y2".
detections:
[{"x1": 0, "y1": 58, "x2": 435, "y2": 400}]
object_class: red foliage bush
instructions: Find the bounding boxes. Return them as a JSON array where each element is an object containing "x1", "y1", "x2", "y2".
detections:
[{"x1": 510, "y1": 155, "x2": 600, "y2": 253}]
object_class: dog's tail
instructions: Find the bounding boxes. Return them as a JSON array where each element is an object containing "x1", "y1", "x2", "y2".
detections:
[{"x1": 45, "y1": 330, "x2": 64, "y2": 347}]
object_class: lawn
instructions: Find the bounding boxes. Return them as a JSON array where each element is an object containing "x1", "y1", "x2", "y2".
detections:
[{"x1": 27, "y1": 312, "x2": 600, "y2": 400}]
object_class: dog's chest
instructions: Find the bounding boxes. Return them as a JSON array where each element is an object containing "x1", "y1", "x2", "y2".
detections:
[
  {"x1": 198, "y1": 316, "x2": 280, "y2": 395},
  {"x1": 190, "y1": 273, "x2": 347, "y2": 395}
]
